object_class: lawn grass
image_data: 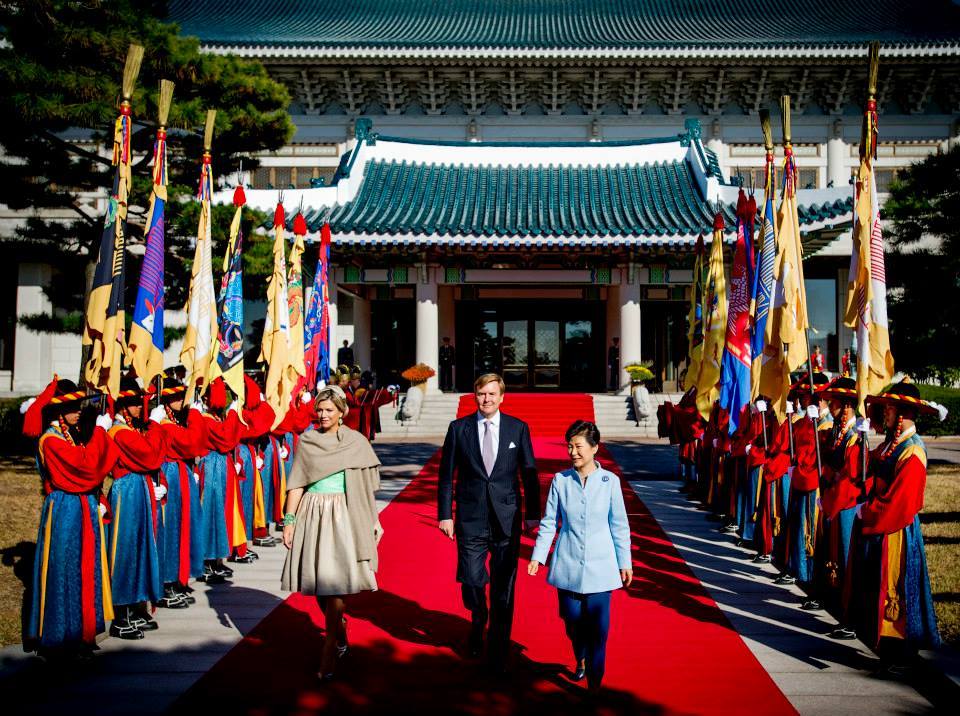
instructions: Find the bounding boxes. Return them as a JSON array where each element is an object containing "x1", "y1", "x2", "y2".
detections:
[
  {"x1": 0, "y1": 455, "x2": 42, "y2": 646},
  {"x1": 922, "y1": 462, "x2": 960, "y2": 650}
]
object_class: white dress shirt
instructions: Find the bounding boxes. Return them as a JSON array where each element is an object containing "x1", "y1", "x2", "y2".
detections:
[{"x1": 476, "y1": 410, "x2": 501, "y2": 459}]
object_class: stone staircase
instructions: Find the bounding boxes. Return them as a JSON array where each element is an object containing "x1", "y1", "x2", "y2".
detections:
[
  {"x1": 376, "y1": 391, "x2": 684, "y2": 440},
  {"x1": 376, "y1": 391, "x2": 464, "y2": 439},
  {"x1": 590, "y1": 392, "x2": 683, "y2": 439}
]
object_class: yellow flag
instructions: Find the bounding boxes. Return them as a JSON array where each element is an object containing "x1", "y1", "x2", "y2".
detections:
[
  {"x1": 180, "y1": 111, "x2": 219, "y2": 398},
  {"x1": 261, "y1": 203, "x2": 293, "y2": 426},
  {"x1": 759, "y1": 99, "x2": 809, "y2": 419},
  {"x1": 684, "y1": 235, "x2": 705, "y2": 392},
  {"x1": 695, "y1": 215, "x2": 728, "y2": 418},
  {"x1": 286, "y1": 216, "x2": 307, "y2": 387},
  {"x1": 845, "y1": 43, "x2": 894, "y2": 413},
  {"x1": 83, "y1": 45, "x2": 142, "y2": 397}
]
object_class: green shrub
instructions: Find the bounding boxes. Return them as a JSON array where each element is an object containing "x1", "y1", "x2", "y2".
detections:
[
  {"x1": 0, "y1": 397, "x2": 32, "y2": 455},
  {"x1": 916, "y1": 384, "x2": 960, "y2": 437}
]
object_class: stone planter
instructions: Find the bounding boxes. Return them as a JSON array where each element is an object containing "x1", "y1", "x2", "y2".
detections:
[
  {"x1": 631, "y1": 383, "x2": 652, "y2": 424},
  {"x1": 400, "y1": 381, "x2": 427, "y2": 421}
]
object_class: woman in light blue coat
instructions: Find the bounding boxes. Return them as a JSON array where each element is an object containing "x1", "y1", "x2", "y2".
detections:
[{"x1": 528, "y1": 420, "x2": 633, "y2": 691}]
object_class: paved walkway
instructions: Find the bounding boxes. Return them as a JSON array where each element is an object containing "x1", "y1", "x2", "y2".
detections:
[{"x1": 0, "y1": 438, "x2": 945, "y2": 715}]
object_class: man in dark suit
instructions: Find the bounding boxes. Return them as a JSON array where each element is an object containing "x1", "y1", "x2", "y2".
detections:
[
  {"x1": 438, "y1": 373, "x2": 540, "y2": 674},
  {"x1": 336, "y1": 340, "x2": 354, "y2": 368}
]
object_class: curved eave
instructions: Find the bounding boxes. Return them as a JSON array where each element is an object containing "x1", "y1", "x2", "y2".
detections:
[{"x1": 200, "y1": 42, "x2": 960, "y2": 61}]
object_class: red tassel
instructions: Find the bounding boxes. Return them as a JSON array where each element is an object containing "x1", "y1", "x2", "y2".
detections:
[
  {"x1": 321, "y1": 222, "x2": 331, "y2": 247},
  {"x1": 22, "y1": 378, "x2": 59, "y2": 438},
  {"x1": 273, "y1": 203, "x2": 285, "y2": 229},
  {"x1": 293, "y1": 212, "x2": 308, "y2": 236},
  {"x1": 713, "y1": 213, "x2": 725, "y2": 231},
  {"x1": 736, "y1": 188, "x2": 747, "y2": 217},
  {"x1": 233, "y1": 185, "x2": 246, "y2": 207}
]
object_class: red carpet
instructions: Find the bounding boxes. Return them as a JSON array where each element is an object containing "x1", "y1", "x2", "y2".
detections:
[{"x1": 174, "y1": 395, "x2": 795, "y2": 715}]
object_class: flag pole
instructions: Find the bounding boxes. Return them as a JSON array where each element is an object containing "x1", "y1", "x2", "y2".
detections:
[{"x1": 781, "y1": 94, "x2": 824, "y2": 479}]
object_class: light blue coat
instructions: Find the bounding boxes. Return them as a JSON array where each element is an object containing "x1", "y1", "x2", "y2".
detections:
[{"x1": 531, "y1": 464, "x2": 632, "y2": 594}]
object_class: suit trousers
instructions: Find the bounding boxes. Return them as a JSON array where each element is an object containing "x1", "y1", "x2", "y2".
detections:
[
  {"x1": 457, "y1": 502, "x2": 520, "y2": 663},
  {"x1": 558, "y1": 589, "x2": 612, "y2": 688}
]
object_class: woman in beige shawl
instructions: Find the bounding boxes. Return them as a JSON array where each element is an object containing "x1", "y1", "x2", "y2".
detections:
[{"x1": 281, "y1": 386, "x2": 383, "y2": 679}]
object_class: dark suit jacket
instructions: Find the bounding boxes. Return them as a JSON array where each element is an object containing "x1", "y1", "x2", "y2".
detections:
[{"x1": 438, "y1": 412, "x2": 540, "y2": 537}]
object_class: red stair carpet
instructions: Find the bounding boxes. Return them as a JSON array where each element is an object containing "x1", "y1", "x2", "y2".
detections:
[{"x1": 174, "y1": 394, "x2": 794, "y2": 715}]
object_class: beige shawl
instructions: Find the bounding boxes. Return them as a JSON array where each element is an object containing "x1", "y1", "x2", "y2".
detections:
[{"x1": 287, "y1": 426, "x2": 382, "y2": 566}]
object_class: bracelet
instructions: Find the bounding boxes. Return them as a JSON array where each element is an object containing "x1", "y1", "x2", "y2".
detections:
[{"x1": 283, "y1": 513, "x2": 297, "y2": 526}]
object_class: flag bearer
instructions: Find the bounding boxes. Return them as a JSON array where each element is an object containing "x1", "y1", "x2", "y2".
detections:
[
  {"x1": 198, "y1": 377, "x2": 242, "y2": 582},
  {"x1": 158, "y1": 378, "x2": 208, "y2": 605},
  {"x1": 810, "y1": 377, "x2": 863, "y2": 625},
  {"x1": 22, "y1": 379, "x2": 119, "y2": 658},
  {"x1": 107, "y1": 377, "x2": 171, "y2": 637},
  {"x1": 236, "y1": 375, "x2": 277, "y2": 552},
  {"x1": 845, "y1": 380, "x2": 943, "y2": 676}
]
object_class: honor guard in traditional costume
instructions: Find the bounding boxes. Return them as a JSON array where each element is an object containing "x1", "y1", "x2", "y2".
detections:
[
  {"x1": 22, "y1": 379, "x2": 119, "y2": 658},
  {"x1": 844, "y1": 380, "x2": 943, "y2": 676},
  {"x1": 807, "y1": 376, "x2": 863, "y2": 624},
  {"x1": 106, "y1": 377, "x2": 170, "y2": 637},
  {"x1": 158, "y1": 377, "x2": 209, "y2": 604},
  {"x1": 780, "y1": 372, "x2": 830, "y2": 588},
  {"x1": 198, "y1": 377, "x2": 242, "y2": 582},
  {"x1": 236, "y1": 375, "x2": 277, "y2": 551}
]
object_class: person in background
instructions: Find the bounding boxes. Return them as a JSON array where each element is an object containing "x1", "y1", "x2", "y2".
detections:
[
  {"x1": 607, "y1": 338, "x2": 620, "y2": 392},
  {"x1": 440, "y1": 337, "x2": 456, "y2": 392},
  {"x1": 811, "y1": 345, "x2": 825, "y2": 372},
  {"x1": 337, "y1": 340, "x2": 354, "y2": 369},
  {"x1": 21, "y1": 379, "x2": 119, "y2": 660},
  {"x1": 841, "y1": 349, "x2": 852, "y2": 378},
  {"x1": 528, "y1": 420, "x2": 632, "y2": 693},
  {"x1": 281, "y1": 386, "x2": 383, "y2": 680}
]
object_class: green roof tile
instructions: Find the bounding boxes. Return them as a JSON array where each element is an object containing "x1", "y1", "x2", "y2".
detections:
[
  {"x1": 169, "y1": 0, "x2": 960, "y2": 49},
  {"x1": 298, "y1": 157, "x2": 852, "y2": 240}
]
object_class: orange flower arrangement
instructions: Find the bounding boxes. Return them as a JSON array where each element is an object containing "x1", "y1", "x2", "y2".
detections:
[{"x1": 401, "y1": 363, "x2": 436, "y2": 385}]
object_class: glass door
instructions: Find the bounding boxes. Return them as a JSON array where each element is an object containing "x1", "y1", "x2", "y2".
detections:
[
  {"x1": 533, "y1": 320, "x2": 561, "y2": 388},
  {"x1": 502, "y1": 320, "x2": 529, "y2": 389}
]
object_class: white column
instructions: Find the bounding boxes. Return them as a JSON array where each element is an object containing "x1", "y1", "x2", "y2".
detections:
[
  {"x1": 353, "y1": 290, "x2": 371, "y2": 371},
  {"x1": 827, "y1": 122, "x2": 848, "y2": 188},
  {"x1": 13, "y1": 262, "x2": 55, "y2": 392},
  {"x1": 619, "y1": 269, "x2": 642, "y2": 396},
  {"x1": 416, "y1": 266, "x2": 440, "y2": 393}
]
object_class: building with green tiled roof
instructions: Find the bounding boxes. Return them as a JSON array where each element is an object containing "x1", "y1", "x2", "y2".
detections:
[{"x1": 176, "y1": 0, "x2": 958, "y2": 392}]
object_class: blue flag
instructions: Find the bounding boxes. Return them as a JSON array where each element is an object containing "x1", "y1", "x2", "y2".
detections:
[{"x1": 719, "y1": 191, "x2": 757, "y2": 433}]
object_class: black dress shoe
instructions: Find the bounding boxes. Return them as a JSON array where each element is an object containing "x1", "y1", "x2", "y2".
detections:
[
  {"x1": 131, "y1": 616, "x2": 160, "y2": 631},
  {"x1": 572, "y1": 665, "x2": 586, "y2": 681},
  {"x1": 800, "y1": 599, "x2": 823, "y2": 611},
  {"x1": 829, "y1": 626, "x2": 856, "y2": 640},
  {"x1": 110, "y1": 622, "x2": 144, "y2": 640},
  {"x1": 214, "y1": 565, "x2": 234, "y2": 577},
  {"x1": 252, "y1": 536, "x2": 276, "y2": 547},
  {"x1": 753, "y1": 554, "x2": 771, "y2": 563},
  {"x1": 774, "y1": 574, "x2": 796, "y2": 585},
  {"x1": 228, "y1": 552, "x2": 257, "y2": 564}
]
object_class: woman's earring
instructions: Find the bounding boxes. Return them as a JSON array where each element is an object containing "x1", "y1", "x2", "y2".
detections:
[{"x1": 339, "y1": 417, "x2": 343, "y2": 425}]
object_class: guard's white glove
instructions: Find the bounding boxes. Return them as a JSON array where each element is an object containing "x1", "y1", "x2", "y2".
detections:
[
  {"x1": 820, "y1": 405, "x2": 830, "y2": 419},
  {"x1": 745, "y1": 444, "x2": 752, "y2": 455},
  {"x1": 98, "y1": 503, "x2": 108, "y2": 518},
  {"x1": 806, "y1": 405, "x2": 819, "y2": 420},
  {"x1": 228, "y1": 399, "x2": 241, "y2": 414},
  {"x1": 756, "y1": 399, "x2": 768, "y2": 413},
  {"x1": 256, "y1": 455, "x2": 264, "y2": 470},
  {"x1": 856, "y1": 417, "x2": 871, "y2": 433},
  {"x1": 154, "y1": 484, "x2": 167, "y2": 500},
  {"x1": 260, "y1": 392, "x2": 266, "y2": 402},
  {"x1": 785, "y1": 401, "x2": 795, "y2": 415},
  {"x1": 234, "y1": 461, "x2": 243, "y2": 475},
  {"x1": 192, "y1": 471, "x2": 200, "y2": 484},
  {"x1": 279, "y1": 445, "x2": 289, "y2": 460},
  {"x1": 95, "y1": 414, "x2": 113, "y2": 431},
  {"x1": 712, "y1": 438, "x2": 718, "y2": 448},
  {"x1": 148, "y1": 405, "x2": 167, "y2": 424},
  {"x1": 855, "y1": 503, "x2": 864, "y2": 520},
  {"x1": 19, "y1": 397, "x2": 36, "y2": 415},
  {"x1": 300, "y1": 391, "x2": 311, "y2": 405}
]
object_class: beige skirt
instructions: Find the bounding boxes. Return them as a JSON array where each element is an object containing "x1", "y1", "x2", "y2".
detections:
[{"x1": 281, "y1": 491, "x2": 378, "y2": 596}]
